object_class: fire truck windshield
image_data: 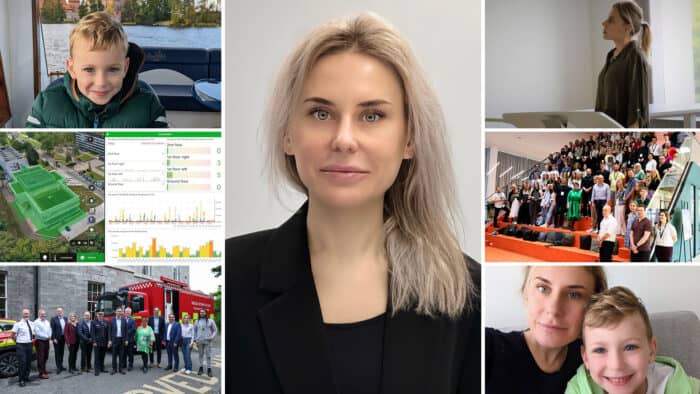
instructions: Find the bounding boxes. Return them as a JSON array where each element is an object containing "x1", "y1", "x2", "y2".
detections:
[{"x1": 97, "y1": 295, "x2": 119, "y2": 316}]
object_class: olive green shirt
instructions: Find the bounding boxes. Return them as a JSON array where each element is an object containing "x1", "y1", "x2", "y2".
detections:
[{"x1": 595, "y1": 41, "x2": 650, "y2": 128}]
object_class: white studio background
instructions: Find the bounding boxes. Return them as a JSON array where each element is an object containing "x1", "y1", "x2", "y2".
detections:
[
  {"x1": 226, "y1": 0, "x2": 481, "y2": 257},
  {"x1": 483, "y1": 265, "x2": 700, "y2": 329}
]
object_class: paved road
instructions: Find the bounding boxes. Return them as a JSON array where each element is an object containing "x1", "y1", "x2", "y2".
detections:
[{"x1": 0, "y1": 337, "x2": 222, "y2": 394}]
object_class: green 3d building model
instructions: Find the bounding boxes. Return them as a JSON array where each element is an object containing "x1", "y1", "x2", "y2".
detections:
[{"x1": 9, "y1": 166, "x2": 86, "y2": 239}]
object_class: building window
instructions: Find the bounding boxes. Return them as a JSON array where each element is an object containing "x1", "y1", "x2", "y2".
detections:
[
  {"x1": 0, "y1": 271, "x2": 6, "y2": 318},
  {"x1": 87, "y1": 281, "x2": 104, "y2": 319},
  {"x1": 142, "y1": 266, "x2": 152, "y2": 277},
  {"x1": 172, "y1": 267, "x2": 179, "y2": 281}
]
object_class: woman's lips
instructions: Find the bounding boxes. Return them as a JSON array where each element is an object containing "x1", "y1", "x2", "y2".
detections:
[
  {"x1": 320, "y1": 165, "x2": 369, "y2": 181},
  {"x1": 537, "y1": 322, "x2": 566, "y2": 331}
]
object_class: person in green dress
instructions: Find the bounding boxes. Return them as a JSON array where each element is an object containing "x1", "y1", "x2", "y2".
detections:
[
  {"x1": 567, "y1": 182, "x2": 583, "y2": 231},
  {"x1": 136, "y1": 317, "x2": 155, "y2": 373}
]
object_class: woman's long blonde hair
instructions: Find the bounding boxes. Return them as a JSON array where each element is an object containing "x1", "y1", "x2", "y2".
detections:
[{"x1": 265, "y1": 13, "x2": 473, "y2": 318}]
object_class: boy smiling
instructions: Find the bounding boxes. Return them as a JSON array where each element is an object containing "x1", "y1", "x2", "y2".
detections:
[
  {"x1": 566, "y1": 286, "x2": 699, "y2": 394},
  {"x1": 26, "y1": 12, "x2": 167, "y2": 128}
]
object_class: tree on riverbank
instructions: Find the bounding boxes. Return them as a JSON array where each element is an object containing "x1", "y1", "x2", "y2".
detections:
[{"x1": 41, "y1": 0, "x2": 67, "y2": 23}]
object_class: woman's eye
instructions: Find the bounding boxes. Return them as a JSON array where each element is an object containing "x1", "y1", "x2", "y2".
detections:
[
  {"x1": 363, "y1": 111, "x2": 384, "y2": 122},
  {"x1": 311, "y1": 109, "x2": 331, "y2": 121},
  {"x1": 109, "y1": 67, "x2": 120, "y2": 72},
  {"x1": 567, "y1": 292, "x2": 581, "y2": 300},
  {"x1": 536, "y1": 285, "x2": 549, "y2": 294}
]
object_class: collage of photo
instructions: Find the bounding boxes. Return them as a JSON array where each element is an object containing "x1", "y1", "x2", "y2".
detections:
[{"x1": 1, "y1": 1, "x2": 222, "y2": 393}]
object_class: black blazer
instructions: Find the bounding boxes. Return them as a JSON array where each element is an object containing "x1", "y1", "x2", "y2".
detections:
[
  {"x1": 148, "y1": 316, "x2": 166, "y2": 337},
  {"x1": 50, "y1": 316, "x2": 68, "y2": 341},
  {"x1": 227, "y1": 204, "x2": 481, "y2": 394}
]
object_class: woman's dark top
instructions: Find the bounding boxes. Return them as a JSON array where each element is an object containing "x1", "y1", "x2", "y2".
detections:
[
  {"x1": 485, "y1": 328, "x2": 582, "y2": 394},
  {"x1": 325, "y1": 314, "x2": 386, "y2": 394},
  {"x1": 595, "y1": 41, "x2": 650, "y2": 128}
]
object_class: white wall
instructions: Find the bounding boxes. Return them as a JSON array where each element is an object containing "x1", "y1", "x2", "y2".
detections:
[
  {"x1": 485, "y1": 0, "x2": 595, "y2": 119},
  {"x1": 484, "y1": 265, "x2": 700, "y2": 329},
  {"x1": 226, "y1": 0, "x2": 482, "y2": 257},
  {"x1": 0, "y1": 0, "x2": 35, "y2": 127}
]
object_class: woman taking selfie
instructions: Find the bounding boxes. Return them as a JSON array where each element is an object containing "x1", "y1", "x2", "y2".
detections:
[{"x1": 228, "y1": 13, "x2": 479, "y2": 394}]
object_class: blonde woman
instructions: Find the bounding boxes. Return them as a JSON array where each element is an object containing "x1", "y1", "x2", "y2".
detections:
[
  {"x1": 596, "y1": 1, "x2": 652, "y2": 128},
  {"x1": 228, "y1": 13, "x2": 479, "y2": 394},
  {"x1": 486, "y1": 266, "x2": 608, "y2": 393}
]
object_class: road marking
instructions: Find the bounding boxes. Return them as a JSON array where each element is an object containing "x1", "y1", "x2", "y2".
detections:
[{"x1": 123, "y1": 356, "x2": 221, "y2": 394}]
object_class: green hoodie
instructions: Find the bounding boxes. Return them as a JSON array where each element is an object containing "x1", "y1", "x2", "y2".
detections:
[
  {"x1": 565, "y1": 356, "x2": 700, "y2": 394},
  {"x1": 25, "y1": 43, "x2": 167, "y2": 129}
]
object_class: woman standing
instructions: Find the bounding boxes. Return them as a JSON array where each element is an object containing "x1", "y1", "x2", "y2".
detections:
[
  {"x1": 596, "y1": 1, "x2": 652, "y2": 128},
  {"x1": 614, "y1": 179, "x2": 627, "y2": 235},
  {"x1": 228, "y1": 14, "x2": 480, "y2": 394},
  {"x1": 64, "y1": 312, "x2": 79, "y2": 374},
  {"x1": 518, "y1": 181, "x2": 532, "y2": 225},
  {"x1": 136, "y1": 318, "x2": 155, "y2": 373},
  {"x1": 529, "y1": 182, "x2": 542, "y2": 225},
  {"x1": 180, "y1": 314, "x2": 194, "y2": 375},
  {"x1": 654, "y1": 211, "x2": 678, "y2": 262},
  {"x1": 566, "y1": 182, "x2": 582, "y2": 231},
  {"x1": 486, "y1": 266, "x2": 608, "y2": 393}
]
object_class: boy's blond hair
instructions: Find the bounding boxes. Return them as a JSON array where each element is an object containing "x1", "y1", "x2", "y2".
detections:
[
  {"x1": 69, "y1": 11, "x2": 128, "y2": 57},
  {"x1": 583, "y1": 286, "x2": 654, "y2": 340}
]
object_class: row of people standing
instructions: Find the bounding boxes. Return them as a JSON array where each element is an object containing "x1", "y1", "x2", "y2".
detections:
[{"x1": 11, "y1": 306, "x2": 218, "y2": 387}]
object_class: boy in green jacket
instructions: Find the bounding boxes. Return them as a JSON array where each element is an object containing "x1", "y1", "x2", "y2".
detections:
[
  {"x1": 26, "y1": 11, "x2": 167, "y2": 128},
  {"x1": 566, "y1": 286, "x2": 700, "y2": 394}
]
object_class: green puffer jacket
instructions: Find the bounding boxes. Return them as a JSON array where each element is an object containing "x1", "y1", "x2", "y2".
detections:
[
  {"x1": 26, "y1": 42, "x2": 167, "y2": 128},
  {"x1": 565, "y1": 356, "x2": 700, "y2": 394}
]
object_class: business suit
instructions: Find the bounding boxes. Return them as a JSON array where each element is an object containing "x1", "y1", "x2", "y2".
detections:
[
  {"x1": 227, "y1": 204, "x2": 481, "y2": 394},
  {"x1": 124, "y1": 317, "x2": 137, "y2": 369},
  {"x1": 50, "y1": 315, "x2": 68, "y2": 372},
  {"x1": 109, "y1": 317, "x2": 128, "y2": 373},
  {"x1": 91, "y1": 319, "x2": 108, "y2": 375},
  {"x1": 164, "y1": 321, "x2": 182, "y2": 370},
  {"x1": 148, "y1": 316, "x2": 166, "y2": 365},
  {"x1": 77, "y1": 319, "x2": 93, "y2": 371}
]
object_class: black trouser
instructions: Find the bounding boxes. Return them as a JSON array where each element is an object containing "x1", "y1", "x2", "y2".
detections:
[
  {"x1": 150, "y1": 333, "x2": 163, "y2": 364},
  {"x1": 593, "y1": 200, "x2": 606, "y2": 230},
  {"x1": 529, "y1": 201, "x2": 540, "y2": 225},
  {"x1": 54, "y1": 336, "x2": 65, "y2": 370},
  {"x1": 493, "y1": 206, "x2": 506, "y2": 227},
  {"x1": 655, "y1": 245, "x2": 673, "y2": 262},
  {"x1": 631, "y1": 250, "x2": 651, "y2": 262},
  {"x1": 68, "y1": 343, "x2": 78, "y2": 371},
  {"x1": 94, "y1": 345, "x2": 106, "y2": 373},
  {"x1": 112, "y1": 338, "x2": 125, "y2": 371},
  {"x1": 599, "y1": 240, "x2": 615, "y2": 262},
  {"x1": 141, "y1": 352, "x2": 149, "y2": 369},
  {"x1": 582, "y1": 191, "x2": 591, "y2": 216},
  {"x1": 125, "y1": 339, "x2": 135, "y2": 368},
  {"x1": 80, "y1": 341, "x2": 93, "y2": 370},
  {"x1": 17, "y1": 342, "x2": 32, "y2": 383},
  {"x1": 554, "y1": 205, "x2": 567, "y2": 227}
]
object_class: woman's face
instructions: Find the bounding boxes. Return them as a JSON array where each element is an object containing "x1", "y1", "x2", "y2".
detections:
[
  {"x1": 523, "y1": 266, "x2": 595, "y2": 349},
  {"x1": 659, "y1": 212, "x2": 667, "y2": 223},
  {"x1": 286, "y1": 52, "x2": 412, "y2": 209},
  {"x1": 141, "y1": 319, "x2": 148, "y2": 327}
]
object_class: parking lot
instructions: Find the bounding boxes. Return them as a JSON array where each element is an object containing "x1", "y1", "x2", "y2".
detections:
[{"x1": 0, "y1": 337, "x2": 222, "y2": 393}]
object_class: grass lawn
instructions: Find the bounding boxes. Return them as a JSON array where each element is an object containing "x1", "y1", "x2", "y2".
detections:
[
  {"x1": 84, "y1": 170, "x2": 104, "y2": 181},
  {"x1": 78, "y1": 152, "x2": 96, "y2": 162},
  {"x1": 68, "y1": 186, "x2": 103, "y2": 211}
]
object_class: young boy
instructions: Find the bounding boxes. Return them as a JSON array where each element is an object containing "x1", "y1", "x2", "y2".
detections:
[
  {"x1": 566, "y1": 286, "x2": 700, "y2": 394},
  {"x1": 26, "y1": 12, "x2": 167, "y2": 128}
]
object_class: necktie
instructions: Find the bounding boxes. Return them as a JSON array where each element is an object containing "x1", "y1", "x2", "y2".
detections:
[{"x1": 26, "y1": 320, "x2": 34, "y2": 339}]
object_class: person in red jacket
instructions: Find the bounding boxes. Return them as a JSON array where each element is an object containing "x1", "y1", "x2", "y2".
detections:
[{"x1": 64, "y1": 312, "x2": 80, "y2": 374}]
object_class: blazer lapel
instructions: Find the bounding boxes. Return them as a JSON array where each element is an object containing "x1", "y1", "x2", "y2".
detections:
[
  {"x1": 257, "y1": 203, "x2": 337, "y2": 394},
  {"x1": 381, "y1": 310, "x2": 455, "y2": 394}
]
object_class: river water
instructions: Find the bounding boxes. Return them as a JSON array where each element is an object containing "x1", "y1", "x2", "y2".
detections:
[{"x1": 42, "y1": 23, "x2": 221, "y2": 73}]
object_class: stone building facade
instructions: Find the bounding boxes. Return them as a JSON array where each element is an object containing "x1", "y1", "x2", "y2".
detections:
[{"x1": 0, "y1": 265, "x2": 188, "y2": 319}]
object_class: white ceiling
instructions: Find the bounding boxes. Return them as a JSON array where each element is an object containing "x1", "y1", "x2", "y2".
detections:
[{"x1": 485, "y1": 131, "x2": 598, "y2": 161}]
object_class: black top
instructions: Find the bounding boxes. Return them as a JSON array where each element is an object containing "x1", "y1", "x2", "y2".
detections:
[
  {"x1": 227, "y1": 202, "x2": 481, "y2": 394},
  {"x1": 485, "y1": 328, "x2": 582, "y2": 394},
  {"x1": 595, "y1": 41, "x2": 650, "y2": 128},
  {"x1": 325, "y1": 314, "x2": 386, "y2": 394}
]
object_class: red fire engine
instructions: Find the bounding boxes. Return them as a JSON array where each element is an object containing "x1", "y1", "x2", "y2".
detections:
[{"x1": 96, "y1": 277, "x2": 215, "y2": 324}]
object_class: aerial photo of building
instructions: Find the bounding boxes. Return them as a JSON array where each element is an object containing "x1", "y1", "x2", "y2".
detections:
[{"x1": 8, "y1": 165, "x2": 86, "y2": 239}]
